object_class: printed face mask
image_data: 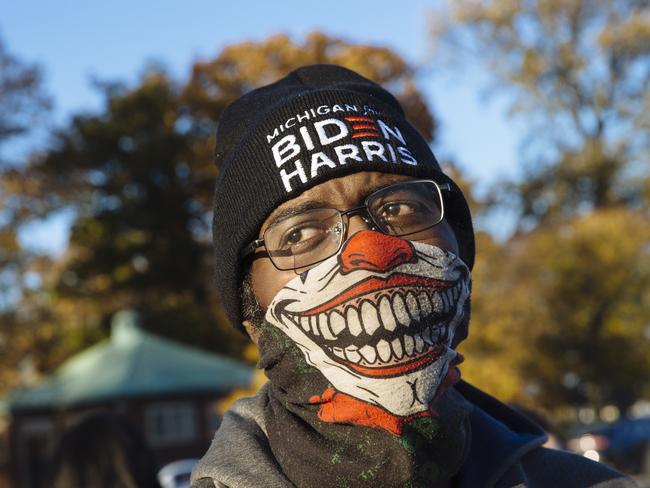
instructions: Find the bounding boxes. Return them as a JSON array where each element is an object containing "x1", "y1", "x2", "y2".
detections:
[{"x1": 265, "y1": 230, "x2": 471, "y2": 435}]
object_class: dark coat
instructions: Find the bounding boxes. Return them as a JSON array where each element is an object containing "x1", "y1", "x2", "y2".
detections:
[{"x1": 191, "y1": 381, "x2": 636, "y2": 488}]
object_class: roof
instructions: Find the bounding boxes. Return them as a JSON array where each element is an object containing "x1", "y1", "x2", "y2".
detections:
[{"x1": 9, "y1": 311, "x2": 253, "y2": 411}]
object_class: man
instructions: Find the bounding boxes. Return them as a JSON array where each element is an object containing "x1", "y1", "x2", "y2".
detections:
[{"x1": 192, "y1": 65, "x2": 633, "y2": 487}]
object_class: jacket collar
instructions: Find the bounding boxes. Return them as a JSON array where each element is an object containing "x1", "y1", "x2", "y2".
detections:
[{"x1": 454, "y1": 381, "x2": 547, "y2": 488}]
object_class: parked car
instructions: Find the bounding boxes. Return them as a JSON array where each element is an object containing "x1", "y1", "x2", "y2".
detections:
[
  {"x1": 568, "y1": 418, "x2": 650, "y2": 475},
  {"x1": 158, "y1": 458, "x2": 199, "y2": 488}
]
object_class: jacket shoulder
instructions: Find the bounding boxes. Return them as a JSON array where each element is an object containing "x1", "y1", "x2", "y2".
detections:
[
  {"x1": 190, "y1": 384, "x2": 293, "y2": 488},
  {"x1": 498, "y1": 447, "x2": 637, "y2": 487}
]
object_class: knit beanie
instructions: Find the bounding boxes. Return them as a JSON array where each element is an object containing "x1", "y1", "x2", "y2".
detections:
[{"x1": 212, "y1": 64, "x2": 474, "y2": 331}]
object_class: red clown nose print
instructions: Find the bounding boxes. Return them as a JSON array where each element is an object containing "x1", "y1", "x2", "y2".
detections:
[{"x1": 339, "y1": 231, "x2": 417, "y2": 275}]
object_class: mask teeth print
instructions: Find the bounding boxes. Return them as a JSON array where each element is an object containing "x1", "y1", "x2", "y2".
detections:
[
  {"x1": 325, "y1": 323, "x2": 453, "y2": 366},
  {"x1": 281, "y1": 278, "x2": 468, "y2": 367}
]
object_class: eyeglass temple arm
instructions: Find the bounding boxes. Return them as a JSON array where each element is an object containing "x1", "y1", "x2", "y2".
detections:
[{"x1": 241, "y1": 238, "x2": 264, "y2": 259}]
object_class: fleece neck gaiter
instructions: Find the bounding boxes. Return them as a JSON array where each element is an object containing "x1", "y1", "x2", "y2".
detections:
[{"x1": 258, "y1": 233, "x2": 473, "y2": 487}]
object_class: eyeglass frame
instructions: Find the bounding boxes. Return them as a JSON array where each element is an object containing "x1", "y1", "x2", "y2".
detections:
[{"x1": 240, "y1": 179, "x2": 452, "y2": 271}]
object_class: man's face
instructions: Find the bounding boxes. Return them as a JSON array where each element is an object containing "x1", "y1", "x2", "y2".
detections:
[
  {"x1": 250, "y1": 171, "x2": 460, "y2": 310},
  {"x1": 246, "y1": 171, "x2": 471, "y2": 420}
]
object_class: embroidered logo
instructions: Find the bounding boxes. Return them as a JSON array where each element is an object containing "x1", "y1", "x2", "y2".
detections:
[
  {"x1": 265, "y1": 104, "x2": 419, "y2": 192},
  {"x1": 344, "y1": 115, "x2": 381, "y2": 139}
]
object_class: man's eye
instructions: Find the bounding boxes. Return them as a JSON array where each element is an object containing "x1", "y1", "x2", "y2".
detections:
[
  {"x1": 282, "y1": 225, "x2": 325, "y2": 246},
  {"x1": 379, "y1": 201, "x2": 420, "y2": 218}
]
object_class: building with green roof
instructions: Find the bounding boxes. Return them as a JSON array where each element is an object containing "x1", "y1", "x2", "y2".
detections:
[{"x1": 4, "y1": 311, "x2": 253, "y2": 488}]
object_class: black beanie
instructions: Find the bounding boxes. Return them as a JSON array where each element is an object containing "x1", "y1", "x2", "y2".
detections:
[{"x1": 212, "y1": 64, "x2": 474, "y2": 331}]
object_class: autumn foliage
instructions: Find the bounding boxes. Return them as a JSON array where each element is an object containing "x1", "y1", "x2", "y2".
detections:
[{"x1": 1, "y1": 8, "x2": 649, "y2": 422}]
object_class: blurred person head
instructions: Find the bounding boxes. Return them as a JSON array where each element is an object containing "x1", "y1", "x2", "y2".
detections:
[{"x1": 47, "y1": 411, "x2": 161, "y2": 488}]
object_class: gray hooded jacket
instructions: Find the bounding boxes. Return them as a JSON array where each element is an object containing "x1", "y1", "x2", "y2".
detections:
[{"x1": 191, "y1": 382, "x2": 636, "y2": 488}]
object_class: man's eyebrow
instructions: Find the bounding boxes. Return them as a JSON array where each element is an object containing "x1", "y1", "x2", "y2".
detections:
[
  {"x1": 268, "y1": 200, "x2": 331, "y2": 227},
  {"x1": 267, "y1": 180, "x2": 416, "y2": 227}
]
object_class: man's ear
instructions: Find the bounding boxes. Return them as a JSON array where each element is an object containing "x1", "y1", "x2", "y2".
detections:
[{"x1": 242, "y1": 319, "x2": 261, "y2": 347}]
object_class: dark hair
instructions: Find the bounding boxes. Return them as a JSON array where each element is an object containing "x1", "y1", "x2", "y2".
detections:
[
  {"x1": 240, "y1": 270, "x2": 265, "y2": 330},
  {"x1": 47, "y1": 411, "x2": 161, "y2": 488}
]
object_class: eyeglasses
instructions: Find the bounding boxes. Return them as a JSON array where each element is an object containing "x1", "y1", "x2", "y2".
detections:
[{"x1": 241, "y1": 179, "x2": 451, "y2": 271}]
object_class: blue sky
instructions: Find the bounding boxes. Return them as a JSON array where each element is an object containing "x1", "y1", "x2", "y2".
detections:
[{"x1": 3, "y1": 0, "x2": 524, "y2": 252}]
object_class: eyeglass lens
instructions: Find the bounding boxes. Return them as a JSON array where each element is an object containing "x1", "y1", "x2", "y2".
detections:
[{"x1": 264, "y1": 181, "x2": 444, "y2": 270}]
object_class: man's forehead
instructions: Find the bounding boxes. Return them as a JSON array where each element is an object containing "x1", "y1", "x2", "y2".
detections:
[{"x1": 260, "y1": 172, "x2": 415, "y2": 233}]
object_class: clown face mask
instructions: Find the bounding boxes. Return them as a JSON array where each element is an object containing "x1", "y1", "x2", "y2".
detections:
[{"x1": 265, "y1": 230, "x2": 471, "y2": 432}]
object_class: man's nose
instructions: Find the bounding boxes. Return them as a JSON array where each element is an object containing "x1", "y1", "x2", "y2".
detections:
[
  {"x1": 338, "y1": 230, "x2": 416, "y2": 275},
  {"x1": 345, "y1": 212, "x2": 374, "y2": 235}
]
